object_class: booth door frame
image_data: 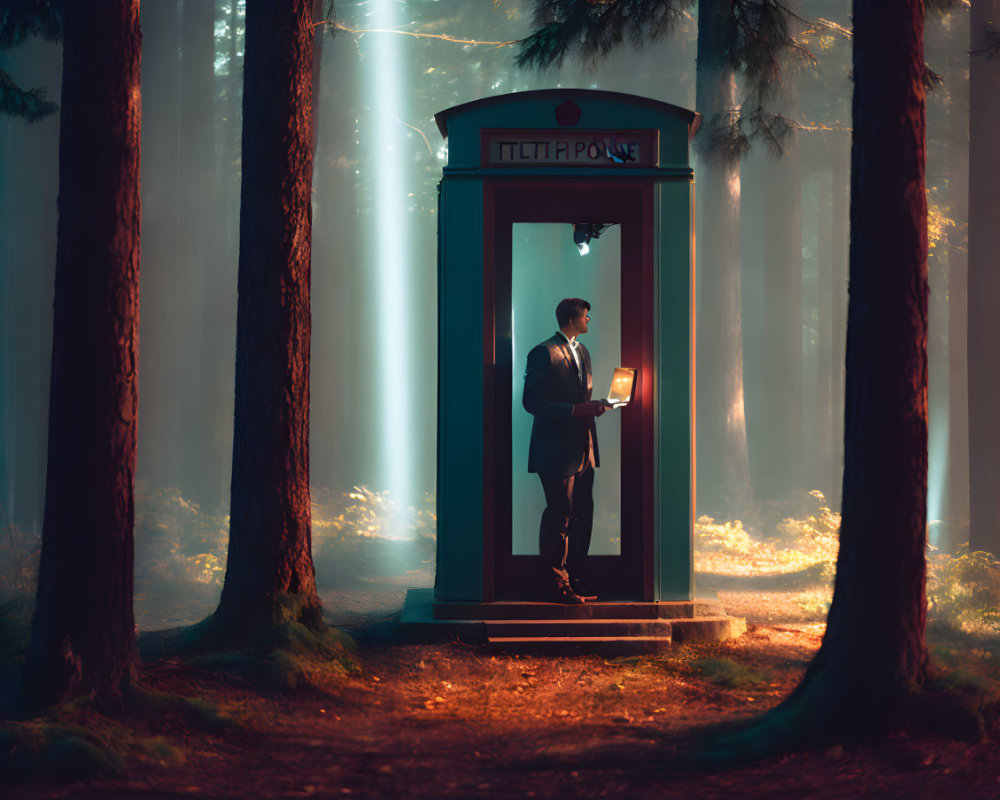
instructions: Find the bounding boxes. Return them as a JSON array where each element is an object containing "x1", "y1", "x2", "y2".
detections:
[{"x1": 483, "y1": 181, "x2": 655, "y2": 602}]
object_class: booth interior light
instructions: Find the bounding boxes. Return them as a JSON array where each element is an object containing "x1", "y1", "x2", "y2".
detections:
[{"x1": 572, "y1": 222, "x2": 614, "y2": 256}]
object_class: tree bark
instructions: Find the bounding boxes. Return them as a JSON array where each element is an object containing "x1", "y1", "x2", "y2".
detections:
[
  {"x1": 695, "y1": 0, "x2": 751, "y2": 518},
  {"x1": 212, "y1": 0, "x2": 322, "y2": 637},
  {"x1": 967, "y1": 0, "x2": 1000, "y2": 556},
  {"x1": 23, "y1": 0, "x2": 142, "y2": 708},
  {"x1": 787, "y1": 0, "x2": 930, "y2": 726}
]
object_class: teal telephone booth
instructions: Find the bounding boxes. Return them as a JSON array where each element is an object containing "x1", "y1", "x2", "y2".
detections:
[
  {"x1": 434, "y1": 88, "x2": 698, "y2": 604},
  {"x1": 410, "y1": 89, "x2": 742, "y2": 644}
]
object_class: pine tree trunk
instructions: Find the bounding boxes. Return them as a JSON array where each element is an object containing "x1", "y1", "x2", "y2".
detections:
[
  {"x1": 945, "y1": 25, "x2": 969, "y2": 549},
  {"x1": 180, "y1": 0, "x2": 218, "y2": 509},
  {"x1": 312, "y1": 7, "x2": 363, "y2": 490},
  {"x1": 137, "y1": 0, "x2": 182, "y2": 493},
  {"x1": 23, "y1": 0, "x2": 142, "y2": 708},
  {"x1": 695, "y1": 0, "x2": 751, "y2": 517},
  {"x1": 760, "y1": 122, "x2": 804, "y2": 500},
  {"x1": 967, "y1": 0, "x2": 1000, "y2": 556},
  {"x1": 816, "y1": 160, "x2": 836, "y2": 502},
  {"x1": 213, "y1": 0, "x2": 322, "y2": 637},
  {"x1": 1, "y1": 38, "x2": 60, "y2": 533},
  {"x1": 829, "y1": 134, "x2": 850, "y2": 511},
  {"x1": 788, "y1": 0, "x2": 930, "y2": 724}
]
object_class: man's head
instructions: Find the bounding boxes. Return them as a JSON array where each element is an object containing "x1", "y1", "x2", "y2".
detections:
[{"x1": 556, "y1": 297, "x2": 591, "y2": 337}]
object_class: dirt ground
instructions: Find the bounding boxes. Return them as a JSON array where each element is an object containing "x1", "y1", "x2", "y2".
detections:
[{"x1": 5, "y1": 580, "x2": 1000, "y2": 800}]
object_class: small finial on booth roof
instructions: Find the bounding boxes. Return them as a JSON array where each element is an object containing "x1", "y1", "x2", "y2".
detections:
[{"x1": 555, "y1": 99, "x2": 581, "y2": 126}]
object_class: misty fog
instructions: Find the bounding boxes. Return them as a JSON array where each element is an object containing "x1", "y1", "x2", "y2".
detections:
[{"x1": 0, "y1": 1, "x2": 975, "y2": 630}]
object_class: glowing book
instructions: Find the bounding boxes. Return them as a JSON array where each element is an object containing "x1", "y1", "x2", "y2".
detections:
[{"x1": 606, "y1": 367, "x2": 636, "y2": 408}]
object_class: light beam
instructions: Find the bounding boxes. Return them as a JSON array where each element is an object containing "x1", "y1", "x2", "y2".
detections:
[{"x1": 367, "y1": 0, "x2": 413, "y2": 536}]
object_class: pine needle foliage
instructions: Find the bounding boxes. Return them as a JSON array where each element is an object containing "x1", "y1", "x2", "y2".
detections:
[
  {"x1": 517, "y1": 0, "x2": 824, "y2": 161},
  {"x1": 0, "y1": 0, "x2": 61, "y2": 49},
  {"x1": 0, "y1": 0, "x2": 61, "y2": 122},
  {"x1": 972, "y1": 26, "x2": 1000, "y2": 60},
  {"x1": 517, "y1": 0, "x2": 691, "y2": 71},
  {"x1": 0, "y1": 67, "x2": 57, "y2": 121}
]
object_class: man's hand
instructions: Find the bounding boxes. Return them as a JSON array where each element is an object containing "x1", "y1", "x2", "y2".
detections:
[{"x1": 572, "y1": 401, "x2": 606, "y2": 419}]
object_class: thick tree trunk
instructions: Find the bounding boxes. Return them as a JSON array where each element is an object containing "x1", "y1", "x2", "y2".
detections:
[
  {"x1": 695, "y1": 0, "x2": 751, "y2": 518},
  {"x1": 787, "y1": 0, "x2": 930, "y2": 725},
  {"x1": 967, "y1": 0, "x2": 1000, "y2": 556},
  {"x1": 23, "y1": 0, "x2": 142, "y2": 708},
  {"x1": 213, "y1": 0, "x2": 322, "y2": 637}
]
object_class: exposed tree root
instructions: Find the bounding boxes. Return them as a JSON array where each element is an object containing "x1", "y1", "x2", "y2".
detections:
[
  {"x1": 671, "y1": 667, "x2": 993, "y2": 772},
  {"x1": 138, "y1": 593, "x2": 358, "y2": 693}
]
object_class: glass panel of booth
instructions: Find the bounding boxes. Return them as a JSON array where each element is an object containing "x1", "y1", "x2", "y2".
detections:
[{"x1": 510, "y1": 223, "x2": 622, "y2": 556}]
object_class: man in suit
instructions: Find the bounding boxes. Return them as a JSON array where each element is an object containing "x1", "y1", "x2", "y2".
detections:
[{"x1": 522, "y1": 297, "x2": 607, "y2": 604}]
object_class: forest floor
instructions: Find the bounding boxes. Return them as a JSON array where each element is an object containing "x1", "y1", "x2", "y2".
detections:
[{"x1": 5, "y1": 577, "x2": 1000, "y2": 800}]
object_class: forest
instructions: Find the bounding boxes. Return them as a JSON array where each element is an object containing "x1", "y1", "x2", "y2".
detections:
[{"x1": 2, "y1": 0, "x2": 1000, "y2": 797}]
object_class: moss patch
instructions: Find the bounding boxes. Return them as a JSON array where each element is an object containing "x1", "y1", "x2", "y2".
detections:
[
  {"x1": 690, "y1": 657, "x2": 768, "y2": 689},
  {"x1": 0, "y1": 720, "x2": 127, "y2": 780}
]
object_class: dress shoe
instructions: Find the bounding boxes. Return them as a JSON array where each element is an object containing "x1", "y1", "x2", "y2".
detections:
[
  {"x1": 570, "y1": 577, "x2": 597, "y2": 601},
  {"x1": 550, "y1": 581, "x2": 586, "y2": 604}
]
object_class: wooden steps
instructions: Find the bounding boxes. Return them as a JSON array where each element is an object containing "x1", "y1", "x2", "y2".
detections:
[{"x1": 401, "y1": 588, "x2": 746, "y2": 654}]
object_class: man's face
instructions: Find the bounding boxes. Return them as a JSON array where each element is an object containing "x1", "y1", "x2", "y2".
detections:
[{"x1": 569, "y1": 308, "x2": 590, "y2": 336}]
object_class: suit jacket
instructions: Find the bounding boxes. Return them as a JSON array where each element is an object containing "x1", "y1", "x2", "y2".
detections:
[{"x1": 522, "y1": 333, "x2": 601, "y2": 477}]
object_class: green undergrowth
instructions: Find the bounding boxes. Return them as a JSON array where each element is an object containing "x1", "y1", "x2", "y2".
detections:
[
  {"x1": 0, "y1": 719, "x2": 127, "y2": 780},
  {"x1": 187, "y1": 623, "x2": 359, "y2": 692},
  {"x1": 0, "y1": 681, "x2": 236, "y2": 782},
  {"x1": 0, "y1": 592, "x2": 32, "y2": 663},
  {"x1": 123, "y1": 684, "x2": 240, "y2": 734},
  {"x1": 611, "y1": 643, "x2": 776, "y2": 690}
]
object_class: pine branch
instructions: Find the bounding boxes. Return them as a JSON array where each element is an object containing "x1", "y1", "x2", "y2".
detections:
[
  {"x1": 517, "y1": 0, "x2": 822, "y2": 161},
  {"x1": 0, "y1": 0, "x2": 62, "y2": 50},
  {"x1": 925, "y1": 0, "x2": 970, "y2": 16},
  {"x1": 971, "y1": 26, "x2": 1000, "y2": 60},
  {"x1": 0, "y1": 67, "x2": 57, "y2": 122},
  {"x1": 516, "y1": 0, "x2": 692, "y2": 71},
  {"x1": 923, "y1": 63, "x2": 944, "y2": 91},
  {"x1": 695, "y1": 105, "x2": 796, "y2": 163}
]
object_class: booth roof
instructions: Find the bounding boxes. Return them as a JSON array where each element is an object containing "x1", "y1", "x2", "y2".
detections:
[{"x1": 434, "y1": 88, "x2": 701, "y2": 140}]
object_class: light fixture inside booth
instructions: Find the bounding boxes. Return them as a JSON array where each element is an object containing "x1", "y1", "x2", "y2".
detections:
[{"x1": 572, "y1": 222, "x2": 615, "y2": 256}]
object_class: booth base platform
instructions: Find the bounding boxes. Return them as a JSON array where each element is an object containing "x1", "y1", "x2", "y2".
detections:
[{"x1": 400, "y1": 588, "x2": 746, "y2": 655}]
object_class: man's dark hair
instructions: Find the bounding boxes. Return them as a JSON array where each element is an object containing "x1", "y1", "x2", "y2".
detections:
[{"x1": 555, "y1": 298, "x2": 591, "y2": 328}]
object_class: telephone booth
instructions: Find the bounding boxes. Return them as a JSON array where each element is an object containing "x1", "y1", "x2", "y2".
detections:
[{"x1": 405, "y1": 89, "x2": 743, "y2": 645}]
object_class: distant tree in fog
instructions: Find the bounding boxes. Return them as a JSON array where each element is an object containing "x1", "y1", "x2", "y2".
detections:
[
  {"x1": 518, "y1": 0, "x2": 806, "y2": 516},
  {"x1": 22, "y1": 0, "x2": 141, "y2": 708},
  {"x1": 210, "y1": 0, "x2": 324, "y2": 640},
  {"x1": 967, "y1": 1, "x2": 1000, "y2": 556}
]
